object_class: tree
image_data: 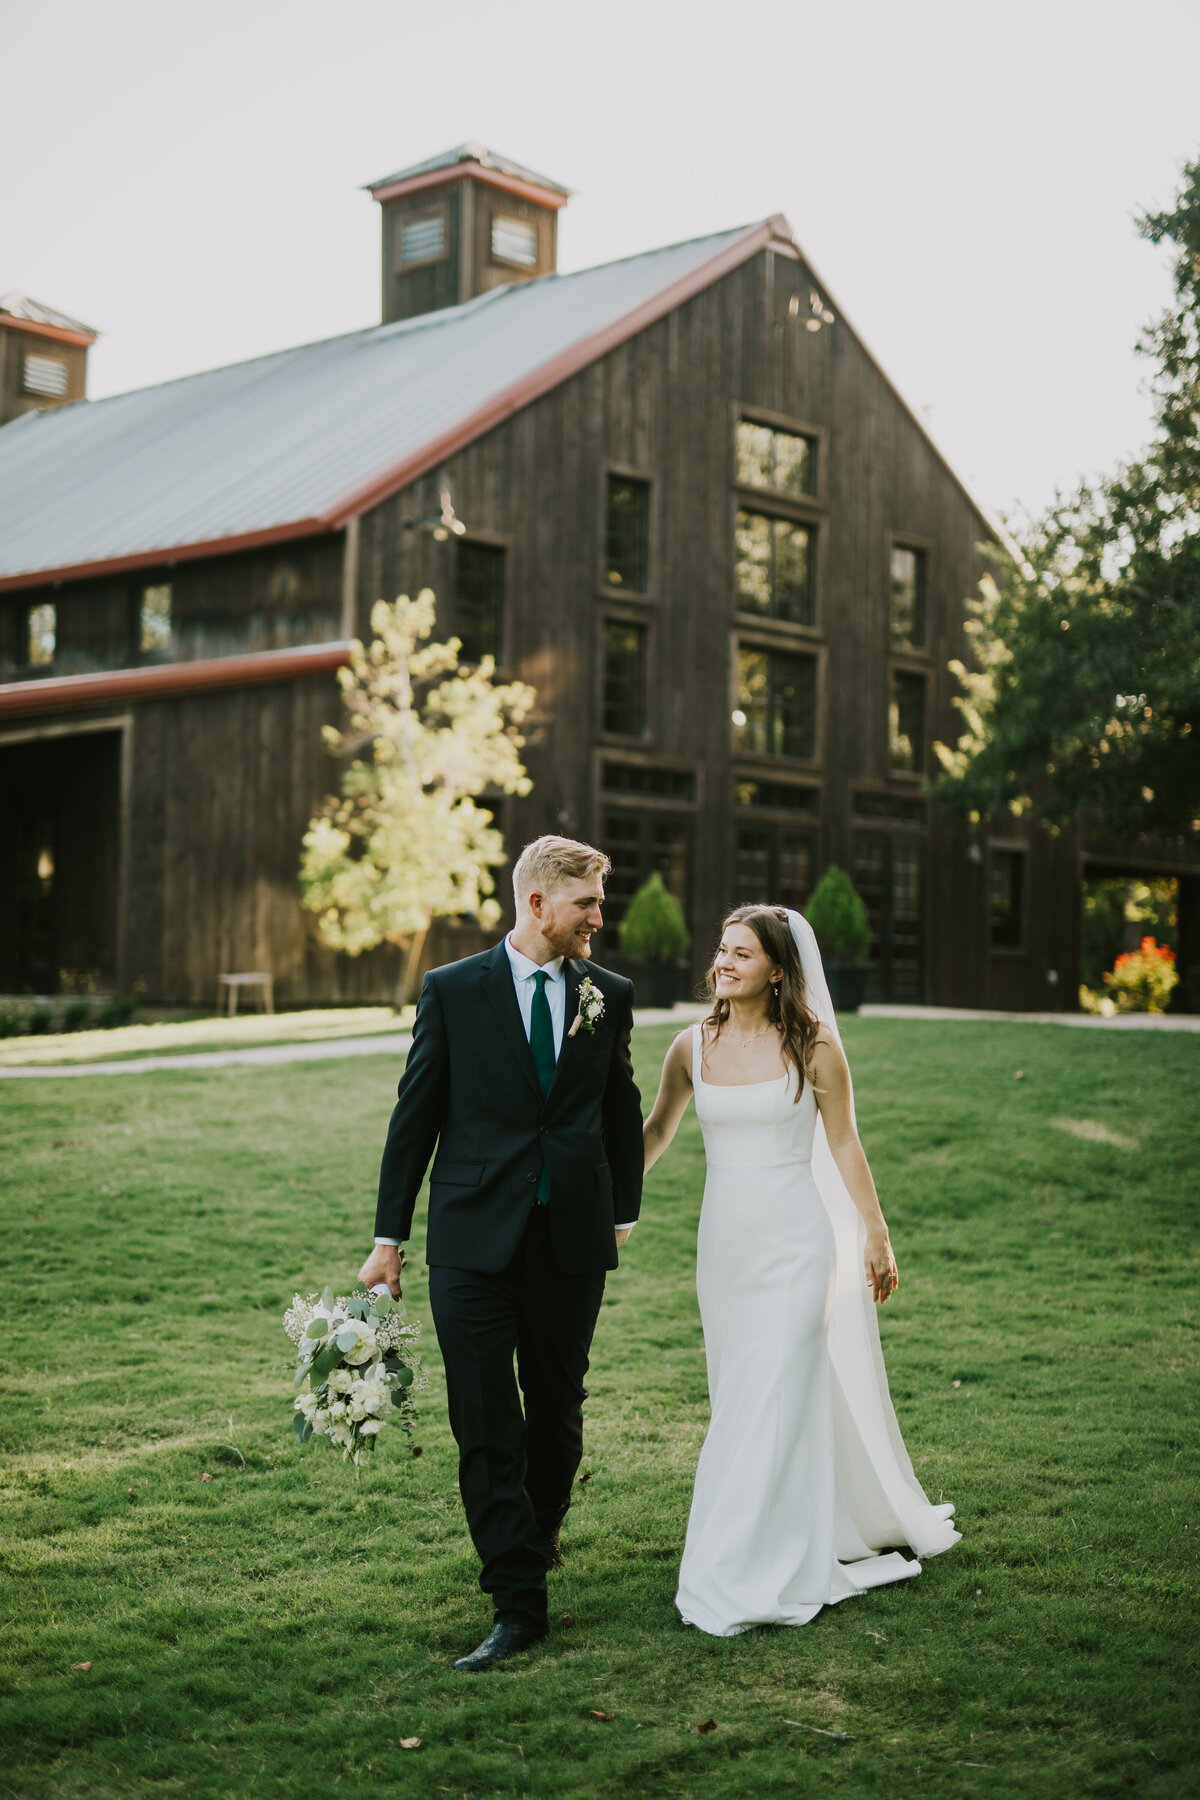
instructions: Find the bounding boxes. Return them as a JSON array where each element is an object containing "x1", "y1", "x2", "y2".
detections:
[
  {"x1": 300, "y1": 592, "x2": 535, "y2": 1001},
  {"x1": 933, "y1": 157, "x2": 1200, "y2": 842}
]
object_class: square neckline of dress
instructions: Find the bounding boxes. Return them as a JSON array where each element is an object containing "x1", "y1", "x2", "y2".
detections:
[{"x1": 693, "y1": 1023, "x2": 791, "y2": 1090}]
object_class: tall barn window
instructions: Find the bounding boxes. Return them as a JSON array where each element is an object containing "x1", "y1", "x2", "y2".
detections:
[
  {"x1": 26, "y1": 603, "x2": 56, "y2": 666},
  {"x1": 735, "y1": 511, "x2": 814, "y2": 625},
  {"x1": 989, "y1": 847, "x2": 1027, "y2": 949},
  {"x1": 734, "y1": 646, "x2": 817, "y2": 760},
  {"x1": 605, "y1": 475, "x2": 651, "y2": 592},
  {"x1": 601, "y1": 810, "x2": 691, "y2": 929},
  {"x1": 602, "y1": 620, "x2": 648, "y2": 737},
  {"x1": 491, "y1": 216, "x2": 538, "y2": 267},
  {"x1": 139, "y1": 583, "x2": 173, "y2": 653},
  {"x1": 733, "y1": 825, "x2": 815, "y2": 913},
  {"x1": 455, "y1": 543, "x2": 505, "y2": 664},
  {"x1": 890, "y1": 545, "x2": 927, "y2": 646},
  {"x1": 888, "y1": 670, "x2": 926, "y2": 773},
  {"x1": 735, "y1": 420, "x2": 816, "y2": 496},
  {"x1": 400, "y1": 213, "x2": 445, "y2": 265},
  {"x1": 23, "y1": 354, "x2": 69, "y2": 398}
]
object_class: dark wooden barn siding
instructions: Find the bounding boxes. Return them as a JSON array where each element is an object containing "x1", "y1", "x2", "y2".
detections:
[
  {"x1": 1, "y1": 537, "x2": 344, "y2": 680},
  {"x1": 355, "y1": 248, "x2": 1015, "y2": 1004}
]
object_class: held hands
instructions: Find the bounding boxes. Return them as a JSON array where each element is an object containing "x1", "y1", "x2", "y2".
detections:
[
  {"x1": 358, "y1": 1243, "x2": 403, "y2": 1299},
  {"x1": 864, "y1": 1230, "x2": 899, "y2": 1306}
]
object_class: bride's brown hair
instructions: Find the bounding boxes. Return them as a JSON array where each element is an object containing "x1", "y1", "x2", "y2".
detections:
[{"x1": 703, "y1": 904, "x2": 821, "y2": 1101}]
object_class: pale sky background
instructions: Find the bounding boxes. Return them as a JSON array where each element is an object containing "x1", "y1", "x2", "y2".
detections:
[{"x1": 3, "y1": 0, "x2": 1197, "y2": 524}]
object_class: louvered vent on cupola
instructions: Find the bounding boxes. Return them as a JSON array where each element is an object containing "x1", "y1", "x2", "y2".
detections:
[{"x1": 365, "y1": 144, "x2": 572, "y2": 325}]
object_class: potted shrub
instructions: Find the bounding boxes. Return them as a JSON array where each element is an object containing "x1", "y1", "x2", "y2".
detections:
[
  {"x1": 804, "y1": 866, "x2": 873, "y2": 1013},
  {"x1": 617, "y1": 872, "x2": 692, "y2": 1007}
]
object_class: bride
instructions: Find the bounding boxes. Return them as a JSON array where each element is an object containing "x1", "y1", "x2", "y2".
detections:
[{"x1": 643, "y1": 904, "x2": 960, "y2": 1636}]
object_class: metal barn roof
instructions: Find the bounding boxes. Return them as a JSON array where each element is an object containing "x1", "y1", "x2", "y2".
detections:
[
  {"x1": 0, "y1": 221, "x2": 778, "y2": 590},
  {"x1": 365, "y1": 142, "x2": 572, "y2": 199}
]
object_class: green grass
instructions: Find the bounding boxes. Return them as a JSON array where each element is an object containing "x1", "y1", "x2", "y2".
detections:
[{"x1": 1, "y1": 1021, "x2": 1197, "y2": 1799}]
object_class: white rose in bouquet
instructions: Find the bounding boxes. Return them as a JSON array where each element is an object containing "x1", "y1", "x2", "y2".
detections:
[{"x1": 285, "y1": 1282, "x2": 424, "y2": 1466}]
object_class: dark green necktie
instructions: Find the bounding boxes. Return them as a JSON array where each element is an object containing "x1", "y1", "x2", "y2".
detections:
[{"x1": 530, "y1": 970, "x2": 555, "y2": 1202}]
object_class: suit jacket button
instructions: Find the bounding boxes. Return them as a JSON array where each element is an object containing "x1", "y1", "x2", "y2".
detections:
[
  {"x1": 526, "y1": 1172, "x2": 537, "y2": 1183},
  {"x1": 539, "y1": 1125, "x2": 548, "y2": 1135}
]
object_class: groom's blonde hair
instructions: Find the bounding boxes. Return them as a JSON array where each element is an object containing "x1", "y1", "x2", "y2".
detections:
[{"x1": 512, "y1": 835, "x2": 610, "y2": 908}]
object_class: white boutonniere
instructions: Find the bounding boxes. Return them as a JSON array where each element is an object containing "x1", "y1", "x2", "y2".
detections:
[{"x1": 568, "y1": 974, "x2": 605, "y2": 1038}]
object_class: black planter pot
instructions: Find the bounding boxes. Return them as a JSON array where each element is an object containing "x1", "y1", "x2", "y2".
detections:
[
  {"x1": 625, "y1": 962, "x2": 688, "y2": 1008},
  {"x1": 824, "y1": 962, "x2": 872, "y2": 1014}
]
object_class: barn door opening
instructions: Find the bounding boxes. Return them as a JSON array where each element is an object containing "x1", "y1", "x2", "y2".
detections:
[{"x1": 0, "y1": 729, "x2": 122, "y2": 995}]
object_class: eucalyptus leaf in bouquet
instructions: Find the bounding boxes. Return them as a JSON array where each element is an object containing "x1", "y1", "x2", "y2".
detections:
[{"x1": 283, "y1": 1282, "x2": 425, "y2": 1464}]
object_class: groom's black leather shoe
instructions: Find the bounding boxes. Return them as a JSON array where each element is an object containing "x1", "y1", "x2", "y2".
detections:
[{"x1": 453, "y1": 1620, "x2": 547, "y2": 1673}]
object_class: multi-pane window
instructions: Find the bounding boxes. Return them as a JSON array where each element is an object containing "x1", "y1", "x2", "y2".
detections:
[
  {"x1": 853, "y1": 833, "x2": 924, "y2": 1002},
  {"x1": 890, "y1": 545, "x2": 927, "y2": 646},
  {"x1": 600, "y1": 760, "x2": 695, "y2": 802},
  {"x1": 400, "y1": 213, "x2": 445, "y2": 265},
  {"x1": 735, "y1": 646, "x2": 817, "y2": 760},
  {"x1": 602, "y1": 809, "x2": 690, "y2": 929},
  {"x1": 735, "y1": 511, "x2": 814, "y2": 625},
  {"x1": 139, "y1": 583, "x2": 173, "y2": 653},
  {"x1": 734, "y1": 776, "x2": 818, "y2": 814},
  {"x1": 989, "y1": 848, "x2": 1026, "y2": 949},
  {"x1": 26, "y1": 603, "x2": 56, "y2": 666},
  {"x1": 491, "y1": 215, "x2": 538, "y2": 267},
  {"x1": 604, "y1": 475, "x2": 650, "y2": 592},
  {"x1": 735, "y1": 420, "x2": 816, "y2": 496},
  {"x1": 888, "y1": 670, "x2": 926, "y2": 773},
  {"x1": 455, "y1": 543, "x2": 505, "y2": 664},
  {"x1": 733, "y1": 825, "x2": 815, "y2": 912},
  {"x1": 601, "y1": 621, "x2": 647, "y2": 737}
]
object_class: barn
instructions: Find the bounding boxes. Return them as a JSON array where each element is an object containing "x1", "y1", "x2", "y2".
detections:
[{"x1": 2, "y1": 145, "x2": 1195, "y2": 1009}]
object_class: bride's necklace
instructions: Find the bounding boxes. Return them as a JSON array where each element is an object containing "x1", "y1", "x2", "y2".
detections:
[{"x1": 726, "y1": 1020, "x2": 777, "y2": 1050}]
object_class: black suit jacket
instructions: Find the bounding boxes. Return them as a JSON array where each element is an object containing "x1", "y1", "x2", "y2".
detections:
[{"x1": 374, "y1": 943, "x2": 643, "y2": 1274}]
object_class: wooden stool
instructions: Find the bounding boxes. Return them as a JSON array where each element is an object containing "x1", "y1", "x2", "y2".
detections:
[{"x1": 217, "y1": 972, "x2": 275, "y2": 1017}]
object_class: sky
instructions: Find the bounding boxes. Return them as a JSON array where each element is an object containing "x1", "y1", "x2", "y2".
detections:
[{"x1": 2, "y1": 0, "x2": 1198, "y2": 525}]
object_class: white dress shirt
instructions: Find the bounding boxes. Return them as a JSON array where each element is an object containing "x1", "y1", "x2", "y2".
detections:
[{"x1": 375, "y1": 934, "x2": 634, "y2": 1242}]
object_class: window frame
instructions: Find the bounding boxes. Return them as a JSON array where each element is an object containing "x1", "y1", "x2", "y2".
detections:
[
  {"x1": 887, "y1": 531, "x2": 935, "y2": 654},
  {"x1": 887, "y1": 663, "x2": 929, "y2": 780},
  {"x1": 599, "y1": 464, "x2": 655, "y2": 599},
  {"x1": 732, "y1": 403, "x2": 827, "y2": 505},
  {"x1": 453, "y1": 537, "x2": 508, "y2": 669},
  {"x1": 733, "y1": 503, "x2": 820, "y2": 633},
  {"x1": 730, "y1": 631, "x2": 825, "y2": 770},
  {"x1": 597, "y1": 610, "x2": 652, "y2": 744},
  {"x1": 489, "y1": 211, "x2": 541, "y2": 270},
  {"x1": 987, "y1": 839, "x2": 1029, "y2": 956}
]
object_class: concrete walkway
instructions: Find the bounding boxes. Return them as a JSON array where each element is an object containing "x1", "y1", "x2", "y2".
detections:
[{"x1": 1, "y1": 999, "x2": 1193, "y2": 1080}]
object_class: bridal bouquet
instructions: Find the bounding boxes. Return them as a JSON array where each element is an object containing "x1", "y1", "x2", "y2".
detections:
[{"x1": 284, "y1": 1282, "x2": 424, "y2": 1464}]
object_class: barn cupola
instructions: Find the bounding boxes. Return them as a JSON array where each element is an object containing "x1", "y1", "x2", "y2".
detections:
[
  {"x1": 366, "y1": 144, "x2": 571, "y2": 325},
  {"x1": 0, "y1": 294, "x2": 98, "y2": 426}
]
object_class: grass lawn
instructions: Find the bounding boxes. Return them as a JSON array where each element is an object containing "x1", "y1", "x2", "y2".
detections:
[{"x1": 1, "y1": 1020, "x2": 1197, "y2": 1799}]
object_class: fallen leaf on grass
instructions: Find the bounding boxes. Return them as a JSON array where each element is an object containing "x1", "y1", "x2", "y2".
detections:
[
  {"x1": 697, "y1": 1719, "x2": 718, "y2": 1734},
  {"x1": 412, "y1": 1445, "x2": 423, "y2": 1458},
  {"x1": 70, "y1": 1662, "x2": 93, "y2": 1673},
  {"x1": 952, "y1": 1379, "x2": 962, "y2": 1389},
  {"x1": 200, "y1": 1472, "x2": 213, "y2": 1483},
  {"x1": 127, "y1": 1489, "x2": 137, "y2": 1500},
  {"x1": 398, "y1": 1737, "x2": 421, "y2": 1750},
  {"x1": 559, "y1": 1612, "x2": 574, "y2": 1628},
  {"x1": 578, "y1": 1470, "x2": 592, "y2": 1484},
  {"x1": 587, "y1": 1710, "x2": 616, "y2": 1722},
  {"x1": 783, "y1": 1719, "x2": 853, "y2": 1742}
]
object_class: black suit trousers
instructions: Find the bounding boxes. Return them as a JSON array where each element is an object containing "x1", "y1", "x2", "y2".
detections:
[{"x1": 428, "y1": 1201, "x2": 605, "y2": 1629}]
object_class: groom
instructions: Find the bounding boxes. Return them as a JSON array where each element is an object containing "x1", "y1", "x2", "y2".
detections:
[{"x1": 358, "y1": 835, "x2": 644, "y2": 1671}]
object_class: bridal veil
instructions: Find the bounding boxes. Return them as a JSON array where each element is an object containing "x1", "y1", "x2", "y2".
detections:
[{"x1": 785, "y1": 908, "x2": 960, "y2": 1559}]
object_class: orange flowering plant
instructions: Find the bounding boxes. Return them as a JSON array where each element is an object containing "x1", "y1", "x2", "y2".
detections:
[{"x1": 1102, "y1": 938, "x2": 1179, "y2": 1013}]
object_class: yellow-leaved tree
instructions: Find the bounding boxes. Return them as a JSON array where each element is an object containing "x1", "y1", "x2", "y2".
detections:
[{"x1": 300, "y1": 591, "x2": 535, "y2": 1002}]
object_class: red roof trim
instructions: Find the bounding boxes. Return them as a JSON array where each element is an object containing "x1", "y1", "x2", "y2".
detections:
[
  {"x1": 369, "y1": 163, "x2": 569, "y2": 210},
  {"x1": 0, "y1": 641, "x2": 351, "y2": 720},
  {"x1": 0, "y1": 518, "x2": 335, "y2": 596},
  {"x1": 320, "y1": 219, "x2": 779, "y2": 526},
  {"x1": 0, "y1": 315, "x2": 97, "y2": 349}
]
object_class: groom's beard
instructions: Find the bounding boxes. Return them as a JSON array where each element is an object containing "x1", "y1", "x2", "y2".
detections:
[{"x1": 539, "y1": 911, "x2": 597, "y2": 962}]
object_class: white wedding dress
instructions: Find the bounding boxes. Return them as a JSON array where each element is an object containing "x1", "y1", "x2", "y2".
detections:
[{"x1": 676, "y1": 1016, "x2": 960, "y2": 1637}]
